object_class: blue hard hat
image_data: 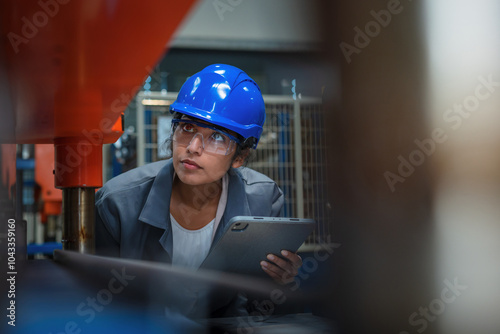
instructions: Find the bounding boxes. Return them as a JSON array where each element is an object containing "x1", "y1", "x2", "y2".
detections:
[{"x1": 170, "y1": 64, "x2": 266, "y2": 149}]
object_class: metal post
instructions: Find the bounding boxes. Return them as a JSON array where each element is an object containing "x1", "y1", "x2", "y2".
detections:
[
  {"x1": 293, "y1": 99, "x2": 304, "y2": 218},
  {"x1": 45, "y1": 215, "x2": 57, "y2": 242},
  {"x1": 61, "y1": 188, "x2": 95, "y2": 254}
]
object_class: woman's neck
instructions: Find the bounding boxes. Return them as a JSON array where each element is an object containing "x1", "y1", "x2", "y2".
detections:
[
  {"x1": 170, "y1": 176, "x2": 223, "y2": 230},
  {"x1": 172, "y1": 176, "x2": 223, "y2": 211}
]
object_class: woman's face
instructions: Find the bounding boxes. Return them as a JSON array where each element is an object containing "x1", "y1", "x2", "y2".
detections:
[{"x1": 172, "y1": 119, "x2": 245, "y2": 186}]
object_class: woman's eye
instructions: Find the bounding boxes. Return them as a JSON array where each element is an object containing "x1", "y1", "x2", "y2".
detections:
[
  {"x1": 182, "y1": 123, "x2": 195, "y2": 132},
  {"x1": 211, "y1": 132, "x2": 227, "y2": 143}
]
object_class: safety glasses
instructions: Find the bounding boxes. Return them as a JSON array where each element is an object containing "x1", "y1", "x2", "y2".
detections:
[{"x1": 171, "y1": 119, "x2": 240, "y2": 156}]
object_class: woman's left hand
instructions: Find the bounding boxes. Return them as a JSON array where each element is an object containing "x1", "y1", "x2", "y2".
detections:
[{"x1": 260, "y1": 250, "x2": 302, "y2": 285}]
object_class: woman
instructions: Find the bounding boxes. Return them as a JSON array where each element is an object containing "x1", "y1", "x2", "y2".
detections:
[{"x1": 95, "y1": 64, "x2": 302, "y2": 315}]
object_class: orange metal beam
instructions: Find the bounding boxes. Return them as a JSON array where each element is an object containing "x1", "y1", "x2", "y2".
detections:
[{"x1": 1, "y1": 0, "x2": 197, "y2": 187}]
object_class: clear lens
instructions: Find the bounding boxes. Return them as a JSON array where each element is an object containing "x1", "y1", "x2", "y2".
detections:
[{"x1": 172, "y1": 120, "x2": 237, "y2": 156}]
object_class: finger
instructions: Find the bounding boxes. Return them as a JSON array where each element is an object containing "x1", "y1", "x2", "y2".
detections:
[
  {"x1": 262, "y1": 260, "x2": 298, "y2": 284},
  {"x1": 281, "y1": 250, "x2": 302, "y2": 268},
  {"x1": 260, "y1": 261, "x2": 282, "y2": 281},
  {"x1": 266, "y1": 254, "x2": 297, "y2": 276},
  {"x1": 260, "y1": 260, "x2": 285, "y2": 276},
  {"x1": 265, "y1": 268, "x2": 294, "y2": 284},
  {"x1": 260, "y1": 260, "x2": 293, "y2": 281},
  {"x1": 261, "y1": 263, "x2": 294, "y2": 284}
]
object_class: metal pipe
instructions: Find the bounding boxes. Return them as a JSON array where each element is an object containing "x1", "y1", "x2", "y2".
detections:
[
  {"x1": 62, "y1": 187, "x2": 95, "y2": 254},
  {"x1": 293, "y1": 99, "x2": 304, "y2": 218},
  {"x1": 45, "y1": 215, "x2": 57, "y2": 242}
]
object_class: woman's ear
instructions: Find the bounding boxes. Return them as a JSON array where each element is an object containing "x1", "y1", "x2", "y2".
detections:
[{"x1": 231, "y1": 149, "x2": 250, "y2": 168}]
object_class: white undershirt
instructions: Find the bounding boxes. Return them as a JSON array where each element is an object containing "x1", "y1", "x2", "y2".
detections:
[
  {"x1": 170, "y1": 215, "x2": 214, "y2": 269},
  {"x1": 170, "y1": 174, "x2": 228, "y2": 269}
]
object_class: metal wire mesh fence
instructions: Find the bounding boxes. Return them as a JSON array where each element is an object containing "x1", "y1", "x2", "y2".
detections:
[{"x1": 248, "y1": 96, "x2": 332, "y2": 247}]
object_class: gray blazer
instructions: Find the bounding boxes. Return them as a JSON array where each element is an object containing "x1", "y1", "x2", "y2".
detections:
[{"x1": 95, "y1": 158, "x2": 284, "y2": 263}]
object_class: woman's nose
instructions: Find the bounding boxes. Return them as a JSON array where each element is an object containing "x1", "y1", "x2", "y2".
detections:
[{"x1": 186, "y1": 133, "x2": 204, "y2": 154}]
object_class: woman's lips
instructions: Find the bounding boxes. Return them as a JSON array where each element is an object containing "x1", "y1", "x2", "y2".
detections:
[{"x1": 182, "y1": 159, "x2": 201, "y2": 170}]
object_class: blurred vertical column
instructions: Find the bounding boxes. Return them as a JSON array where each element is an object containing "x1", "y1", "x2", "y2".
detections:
[
  {"x1": 424, "y1": 1, "x2": 500, "y2": 333},
  {"x1": 320, "y1": 0, "x2": 434, "y2": 332},
  {"x1": 1, "y1": 25, "x2": 26, "y2": 308}
]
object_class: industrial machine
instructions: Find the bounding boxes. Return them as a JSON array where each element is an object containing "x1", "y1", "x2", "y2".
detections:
[{"x1": 1, "y1": 0, "x2": 196, "y2": 252}]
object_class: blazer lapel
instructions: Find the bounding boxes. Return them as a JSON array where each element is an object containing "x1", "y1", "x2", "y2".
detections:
[
  {"x1": 138, "y1": 159, "x2": 175, "y2": 258},
  {"x1": 211, "y1": 168, "x2": 252, "y2": 248}
]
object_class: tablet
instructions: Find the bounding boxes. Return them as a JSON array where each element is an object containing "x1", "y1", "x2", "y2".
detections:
[{"x1": 199, "y1": 216, "x2": 316, "y2": 277}]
